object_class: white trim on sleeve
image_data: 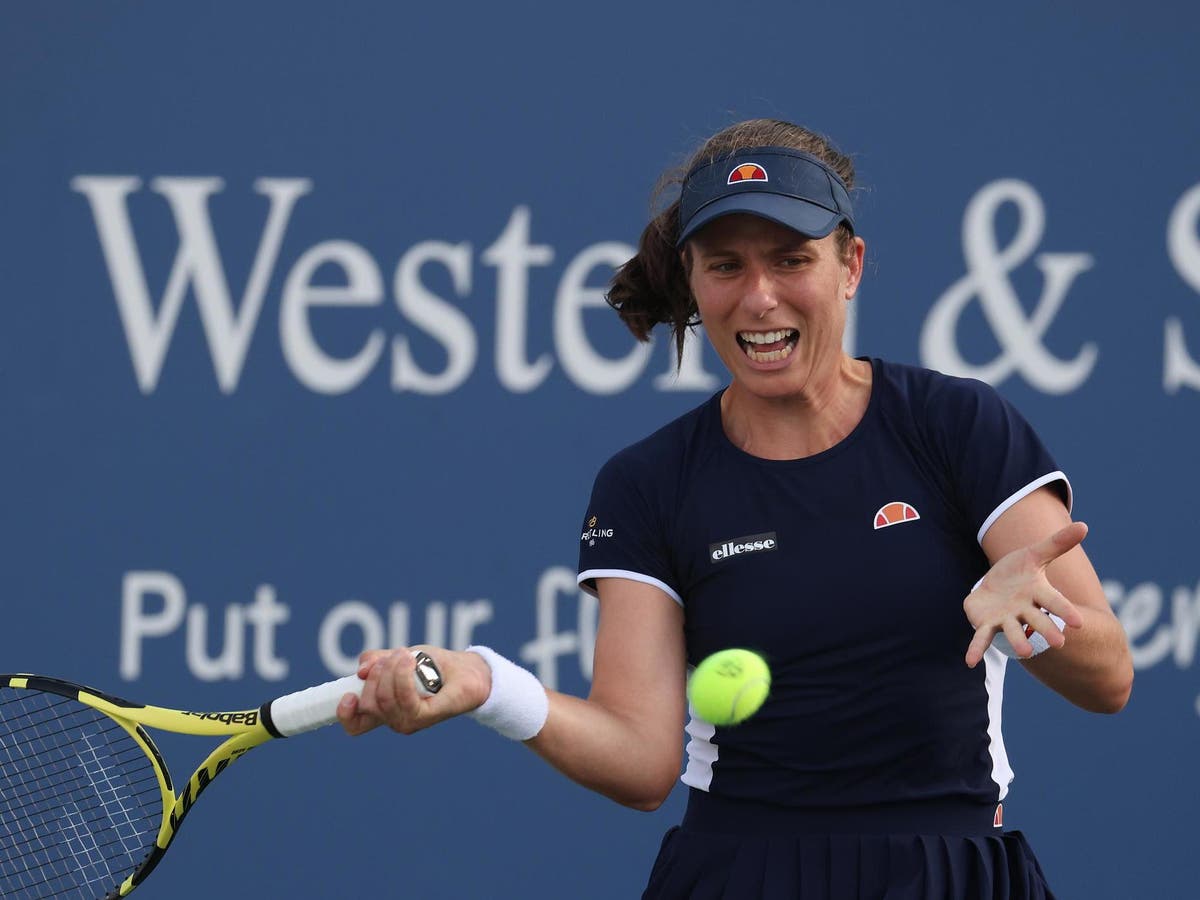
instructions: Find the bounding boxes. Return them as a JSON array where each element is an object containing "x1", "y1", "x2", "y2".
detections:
[
  {"x1": 576, "y1": 569, "x2": 683, "y2": 606},
  {"x1": 976, "y1": 470, "x2": 1072, "y2": 545}
]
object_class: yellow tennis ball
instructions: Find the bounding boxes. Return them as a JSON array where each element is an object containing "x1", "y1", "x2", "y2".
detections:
[{"x1": 687, "y1": 649, "x2": 771, "y2": 726}]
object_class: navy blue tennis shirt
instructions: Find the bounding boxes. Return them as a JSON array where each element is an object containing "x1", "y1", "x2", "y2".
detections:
[{"x1": 577, "y1": 359, "x2": 1070, "y2": 811}]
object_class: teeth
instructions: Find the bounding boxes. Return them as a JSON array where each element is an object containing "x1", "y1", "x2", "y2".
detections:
[
  {"x1": 738, "y1": 329, "x2": 795, "y2": 345},
  {"x1": 744, "y1": 343, "x2": 795, "y2": 362},
  {"x1": 736, "y1": 329, "x2": 798, "y2": 363}
]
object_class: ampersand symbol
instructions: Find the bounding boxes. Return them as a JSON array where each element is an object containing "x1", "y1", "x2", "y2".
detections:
[{"x1": 921, "y1": 179, "x2": 1098, "y2": 393}]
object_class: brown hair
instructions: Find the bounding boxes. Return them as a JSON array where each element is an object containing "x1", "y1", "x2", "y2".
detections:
[{"x1": 606, "y1": 119, "x2": 858, "y2": 364}]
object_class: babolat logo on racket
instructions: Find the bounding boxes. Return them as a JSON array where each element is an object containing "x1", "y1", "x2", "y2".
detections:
[
  {"x1": 710, "y1": 532, "x2": 777, "y2": 562},
  {"x1": 182, "y1": 710, "x2": 259, "y2": 726}
]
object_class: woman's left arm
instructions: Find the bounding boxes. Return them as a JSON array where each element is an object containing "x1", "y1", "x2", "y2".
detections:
[{"x1": 964, "y1": 485, "x2": 1133, "y2": 713}]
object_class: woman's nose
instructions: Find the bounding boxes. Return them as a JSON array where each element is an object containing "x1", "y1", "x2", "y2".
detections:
[{"x1": 742, "y1": 272, "x2": 779, "y2": 319}]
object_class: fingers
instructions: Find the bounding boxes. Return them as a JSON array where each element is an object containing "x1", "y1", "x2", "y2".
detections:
[
  {"x1": 1024, "y1": 606, "x2": 1067, "y2": 650},
  {"x1": 338, "y1": 647, "x2": 434, "y2": 736},
  {"x1": 964, "y1": 617, "x2": 1040, "y2": 667},
  {"x1": 355, "y1": 648, "x2": 430, "y2": 734},
  {"x1": 336, "y1": 693, "x2": 380, "y2": 736},
  {"x1": 1033, "y1": 581, "x2": 1083, "y2": 630},
  {"x1": 1000, "y1": 617, "x2": 1036, "y2": 659},
  {"x1": 1029, "y1": 520, "x2": 1088, "y2": 567},
  {"x1": 964, "y1": 625, "x2": 995, "y2": 669},
  {"x1": 965, "y1": 605, "x2": 1071, "y2": 668},
  {"x1": 963, "y1": 521, "x2": 1088, "y2": 668},
  {"x1": 356, "y1": 649, "x2": 391, "y2": 679},
  {"x1": 965, "y1": 616, "x2": 1042, "y2": 668}
]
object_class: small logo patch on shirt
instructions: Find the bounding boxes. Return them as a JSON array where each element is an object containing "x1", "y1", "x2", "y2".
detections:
[
  {"x1": 581, "y1": 514, "x2": 614, "y2": 547},
  {"x1": 873, "y1": 501, "x2": 920, "y2": 530},
  {"x1": 710, "y1": 532, "x2": 777, "y2": 563}
]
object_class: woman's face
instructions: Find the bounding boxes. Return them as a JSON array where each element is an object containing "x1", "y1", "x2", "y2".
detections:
[{"x1": 686, "y1": 214, "x2": 864, "y2": 400}]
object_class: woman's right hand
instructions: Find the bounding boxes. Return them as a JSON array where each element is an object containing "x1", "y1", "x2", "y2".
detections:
[{"x1": 336, "y1": 645, "x2": 493, "y2": 736}]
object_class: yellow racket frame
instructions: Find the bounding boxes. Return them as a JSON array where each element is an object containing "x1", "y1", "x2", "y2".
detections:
[{"x1": 5, "y1": 675, "x2": 279, "y2": 897}]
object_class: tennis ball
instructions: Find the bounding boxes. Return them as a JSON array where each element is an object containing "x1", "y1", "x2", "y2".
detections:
[{"x1": 687, "y1": 649, "x2": 771, "y2": 726}]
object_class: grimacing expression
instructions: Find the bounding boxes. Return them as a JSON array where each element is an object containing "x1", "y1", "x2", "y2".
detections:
[{"x1": 686, "y1": 214, "x2": 863, "y2": 397}]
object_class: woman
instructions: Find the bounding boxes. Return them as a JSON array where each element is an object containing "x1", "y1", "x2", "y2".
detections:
[{"x1": 337, "y1": 119, "x2": 1133, "y2": 898}]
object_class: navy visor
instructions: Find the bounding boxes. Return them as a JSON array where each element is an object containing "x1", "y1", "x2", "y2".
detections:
[{"x1": 676, "y1": 146, "x2": 855, "y2": 247}]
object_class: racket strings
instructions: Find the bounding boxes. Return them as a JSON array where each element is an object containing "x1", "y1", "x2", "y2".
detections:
[{"x1": 0, "y1": 688, "x2": 163, "y2": 899}]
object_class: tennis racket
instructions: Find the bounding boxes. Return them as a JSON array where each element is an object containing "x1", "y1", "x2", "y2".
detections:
[{"x1": 0, "y1": 653, "x2": 443, "y2": 899}]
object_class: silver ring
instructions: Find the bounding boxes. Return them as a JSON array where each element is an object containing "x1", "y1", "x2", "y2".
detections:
[{"x1": 412, "y1": 650, "x2": 444, "y2": 694}]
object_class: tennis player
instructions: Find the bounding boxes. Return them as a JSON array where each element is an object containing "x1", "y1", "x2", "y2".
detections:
[{"x1": 338, "y1": 119, "x2": 1133, "y2": 899}]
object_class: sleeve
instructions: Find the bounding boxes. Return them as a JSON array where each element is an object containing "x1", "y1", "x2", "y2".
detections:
[
  {"x1": 576, "y1": 451, "x2": 682, "y2": 606},
  {"x1": 930, "y1": 377, "x2": 1072, "y2": 545}
]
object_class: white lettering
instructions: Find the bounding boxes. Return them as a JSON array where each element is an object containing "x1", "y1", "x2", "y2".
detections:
[
  {"x1": 120, "y1": 571, "x2": 187, "y2": 680},
  {"x1": 318, "y1": 601, "x2": 385, "y2": 674},
  {"x1": 423, "y1": 602, "x2": 448, "y2": 649},
  {"x1": 244, "y1": 585, "x2": 291, "y2": 681},
  {"x1": 1106, "y1": 577, "x2": 1200, "y2": 718},
  {"x1": 520, "y1": 566, "x2": 593, "y2": 690},
  {"x1": 388, "y1": 603, "x2": 410, "y2": 648},
  {"x1": 711, "y1": 536, "x2": 777, "y2": 562},
  {"x1": 1164, "y1": 183, "x2": 1200, "y2": 393},
  {"x1": 654, "y1": 326, "x2": 722, "y2": 392},
  {"x1": 1106, "y1": 578, "x2": 1200, "y2": 669},
  {"x1": 316, "y1": 599, "x2": 492, "y2": 674},
  {"x1": 921, "y1": 179, "x2": 1097, "y2": 393},
  {"x1": 186, "y1": 603, "x2": 245, "y2": 681},
  {"x1": 403, "y1": 600, "x2": 492, "y2": 649},
  {"x1": 554, "y1": 241, "x2": 649, "y2": 394},
  {"x1": 1164, "y1": 319, "x2": 1200, "y2": 393},
  {"x1": 391, "y1": 241, "x2": 477, "y2": 394},
  {"x1": 1168, "y1": 183, "x2": 1200, "y2": 294},
  {"x1": 74, "y1": 175, "x2": 733, "y2": 398},
  {"x1": 482, "y1": 207, "x2": 554, "y2": 393},
  {"x1": 451, "y1": 600, "x2": 494, "y2": 650},
  {"x1": 72, "y1": 176, "x2": 311, "y2": 393},
  {"x1": 1106, "y1": 580, "x2": 1172, "y2": 668},
  {"x1": 1169, "y1": 584, "x2": 1200, "y2": 667},
  {"x1": 121, "y1": 572, "x2": 294, "y2": 681},
  {"x1": 280, "y1": 240, "x2": 385, "y2": 393}
]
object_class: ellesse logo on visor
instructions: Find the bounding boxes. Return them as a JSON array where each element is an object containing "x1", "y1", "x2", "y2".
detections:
[
  {"x1": 727, "y1": 163, "x2": 768, "y2": 185},
  {"x1": 710, "y1": 531, "x2": 777, "y2": 562}
]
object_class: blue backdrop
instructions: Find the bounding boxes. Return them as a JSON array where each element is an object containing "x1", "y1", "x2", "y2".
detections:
[{"x1": 3, "y1": 2, "x2": 1198, "y2": 897}]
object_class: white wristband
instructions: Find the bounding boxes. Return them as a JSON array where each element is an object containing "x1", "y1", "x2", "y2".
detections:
[
  {"x1": 466, "y1": 645, "x2": 549, "y2": 741},
  {"x1": 973, "y1": 576, "x2": 1066, "y2": 658}
]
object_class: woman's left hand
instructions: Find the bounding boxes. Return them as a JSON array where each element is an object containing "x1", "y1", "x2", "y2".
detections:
[{"x1": 963, "y1": 521, "x2": 1088, "y2": 667}]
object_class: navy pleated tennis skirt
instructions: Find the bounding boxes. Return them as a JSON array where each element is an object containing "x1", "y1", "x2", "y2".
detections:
[{"x1": 642, "y1": 791, "x2": 1055, "y2": 900}]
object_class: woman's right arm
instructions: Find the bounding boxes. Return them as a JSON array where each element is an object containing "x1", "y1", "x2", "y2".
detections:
[{"x1": 337, "y1": 576, "x2": 688, "y2": 812}]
